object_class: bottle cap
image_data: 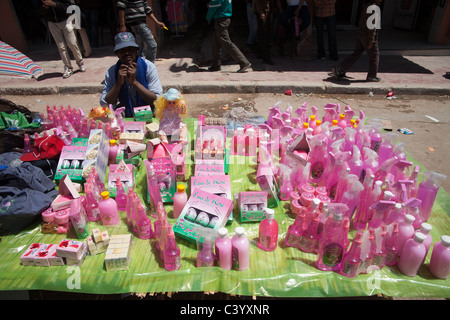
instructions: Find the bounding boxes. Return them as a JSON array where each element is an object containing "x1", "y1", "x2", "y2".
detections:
[
  {"x1": 405, "y1": 214, "x2": 415, "y2": 224},
  {"x1": 420, "y1": 223, "x2": 432, "y2": 234},
  {"x1": 101, "y1": 191, "x2": 110, "y2": 200},
  {"x1": 110, "y1": 139, "x2": 117, "y2": 145},
  {"x1": 414, "y1": 232, "x2": 426, "y2": 243},
  {"x1": 264, "y1": 208, "x2": 275, "y2": 220},
  {"x1": 177, "y1": 184, "x2": 186, "y2": 192},
  {"x1": 218, "y1": 227, "x2": 228, "y2": 238},
  {"x1": 311, "y1": 198, "x2": 321, "y2": 209},
  {"x1": 440, "y1": 235, "x2": 450, "y2": 247},
  {"x1": 235, "y1": 227, "x2": 245, "y2": 237}
]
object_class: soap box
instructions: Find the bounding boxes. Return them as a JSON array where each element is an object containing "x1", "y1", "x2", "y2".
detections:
[
  {"x1": 20, "y1": 243, "x2": 43, "y2": 266},
  {"x1": 256, "y1": 163, "x2": 280, "y2": 208},
  {"x1": 150, "y1": 157, "x2": 176, "y2": 203},
  {"x1": 54, "y1": 146, "x2": 87, "y2": 182},
  {"x1": 191, "y1": 174, "x2": 231, "y2": 200},
  {"x1": 56, "y1": 239, "x2": 86, "y2": 260},
  {"x1": 173, "y1": 189, "x2": 234, "y2": 243},
  {"x1": 34, "y1": 244, "x2": 58, "y2": 267},
  {"x1": 238, "y1": 191, "x2": 268, "y2": 222},
  {"x1": 194, "y1": 159, "x2": 225, "y2": 176},
  {"x1": 133, "y1": 105, "x2": 153, "y2": 123}
]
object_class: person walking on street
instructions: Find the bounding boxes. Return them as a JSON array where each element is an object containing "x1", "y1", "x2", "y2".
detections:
[
  {"x1": 253, "y1": 0, "x2": 274, "y2": 65},
  {"x1": 313, "y1": 0, "x2": 337, "y2": 60},
  {"x1": 117, "y1": 0, "x2": 166, "y2": 63},
  {"x1": 206, "y1": 0, "x2": 252, "y2": 73},
  {"x1": 332, "y1": 0, "x2": 382, "y2": 82},
  {"x1": 39, "y1": 0, "x2": 86, "y2": 79}
]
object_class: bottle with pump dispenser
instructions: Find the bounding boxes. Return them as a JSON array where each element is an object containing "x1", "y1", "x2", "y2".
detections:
[
  {"x1": 215, "y1": 227, "x2": 232, "y2": 270},
  {"x1": 257, "y1": 208, "x2": 279, "y2": 251}
]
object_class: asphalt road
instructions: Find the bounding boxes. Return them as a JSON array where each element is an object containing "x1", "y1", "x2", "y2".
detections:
[{"x1": 2, "y1": 92, "x2": 449, "y2": 193}]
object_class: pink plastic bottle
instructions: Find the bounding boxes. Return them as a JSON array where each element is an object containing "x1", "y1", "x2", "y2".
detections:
[
  {"x1": 419, "y1": 223, "x2": 433, "y2": 256},
  {"x1": 359, "y1": 229, "x2": 375, "y2": 274},
  {"x1": 125, "y1": 187, "x2": 135, "y2": 225},
  {"x1": 284, "y1": 210, "x2": 306, "y2": 248},
  {"x1": 232, "y1": 227, "x2": 249, "y2": 271},
  {"x1": 429, "y1": 235, "x2": 450, "y2": 279},
  {"x1": 385, "y1": 222, "x2": 400, "y2": 266},
  {"x1": 84, "y1": 183, "x2": 101, "y2": 222},
  {"x1": 257, "y1": 208, "x2": 279, "y2": 251},
  {"x1": 164, "y1": 228, "x2": 181, "y2": 271},
  {"x1": 416, "y1": 171, "x2": 447, "y2": 222},
  {"x1": 245, "y1": 127, "x2": 257, "y2": 157},
  {"x1": 372, "y1": 228, "x2": 387, "y2": 268},
  {"x1": 398, "y1": 232, "x2": 427, "y2": 277},
  {"x1": 386, "y1": 203, "x2": 405, "y2": 225},
  {"x1": 299, "y1": 210, "x2": 321, "y2": 253},
  {"x1": 115, "y1": 178, "x2": 127, "y2": 211},
  {"x1": 308, "y1": 134, "x2": 329, "y2": 185},
  {"x1": 154, "y1": 205, "x2": 168, "y2": 251},
  {"x1": 398, "y1": 214, "x2": 416, "y2": 255},
  {"x1": 340, "y1": 231, "x2": 364, "y2": 278},
  {"x1": 173, "y1": 184, "x2": 188, "y2": 219},
  {"x1": 197, "y1": 236, "x2": 216, "y2": 267},
  {"x1": 98, "y1": 191, "x2": 120, "y2": 225},
  {"x1": 108, "y1": 139, "x2": 119, "y2": 164},
  {"x1": 23, "y1": 134, "x2": 33, "y2": 153},
  {"x1": 135, "y1": 203, "x2": 153, "y2": 239},
  {"x1": 215, "y1": 227, "x2": 232, "y2": 270},
  {"x1": 236, "y1": 127, "x2": 245, "y2": 156}
]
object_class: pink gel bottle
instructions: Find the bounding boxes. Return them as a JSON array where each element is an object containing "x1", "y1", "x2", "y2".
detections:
[
  {"x1": 215, "y1": 227, "x2": 232, "y2": 270},
  {"x1": 429, "y1": 235, "x2": 450, "y2": 279},
  {"x1": 340, "y1": 231, "x2": 364, "y2": 278},
  {"x1": 232, "y1": 227, "x2": 249, "y2": 271},
  {"x1": 108, "y1": 139, "x2": 119, "y2": 164},
  {"x1": 398, "y1": 232, "x2": 427, "y2": 277},
  {"x1": 164, "y1": 228, "x2": 181, "y2": 271},
  {"x1": 299, "y1": 210, "x2": 321, "y2": 253},
  {"x1": 173, "y1": 184, "x2": 188, "y2": 219},
  {"x1": 257, "y1": 208, "x2": 279, "y2": 251},
  {"x1": 98, "y1": 191, "x2": 120, "y2": 225},
  {"x1": 197, "y1": 236, "x2": 216, "y2": 267},
  {"x1": 115, "y1": 178, "x2": 127, "y2": 211},
  {"x1": 284, "y1": 210, "x2": 306, "y2": 248}
]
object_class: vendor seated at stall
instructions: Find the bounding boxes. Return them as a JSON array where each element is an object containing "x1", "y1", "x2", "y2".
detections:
[{"x1": 100, "y1": 32, "x2": 163, "y2": 118}]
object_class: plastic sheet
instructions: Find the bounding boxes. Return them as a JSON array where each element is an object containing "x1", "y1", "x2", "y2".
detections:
[{"x1": 0, "y1": 119, "x2": 449, "y2": 298}]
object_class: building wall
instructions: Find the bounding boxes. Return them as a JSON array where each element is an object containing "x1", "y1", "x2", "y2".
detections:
[{"x1": 0, "y1": 0, "x2": 27, "y2": 52}]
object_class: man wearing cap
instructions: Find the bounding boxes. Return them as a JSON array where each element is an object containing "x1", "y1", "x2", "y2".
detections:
[{"x1": 100, "y1": 32, "x2": 163, "y2": 117}]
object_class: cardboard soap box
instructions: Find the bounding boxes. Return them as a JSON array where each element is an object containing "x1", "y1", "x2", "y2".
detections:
[
  {"x1": 173, "y1": 189, "x2": 233, "y2": 244},
  {"x1": 238, "y1": 191, "x2": 268, "y2": 222},
  {"x1": 256, "y1": 163, "x2": 280, "y2": 208}
]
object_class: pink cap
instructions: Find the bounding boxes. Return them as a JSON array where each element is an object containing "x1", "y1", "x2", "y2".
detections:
[
  {"x1": 315, "y1": 186, "x2": 328, "y2": 197},
  {"x1": 301, "y1": 184, "x2": 315, "y2": 195},
  {"x1": 300, "y1": 192, "x2": 314, "y2": 207}
]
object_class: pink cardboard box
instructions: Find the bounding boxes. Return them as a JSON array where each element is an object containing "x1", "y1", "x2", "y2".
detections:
[
  {"x1": 20, "y1": 243, "x2": 42, "y2": 266},
  {"x1": 238, "y1": 191, "x2": 268, "y2": 222},
  {"x1": 173, "y1": 189, "x2": 234, "y2": 243},
  {"x1": 34, "y1": 244, "x2": 57, "y2": 267},
  {"x1": 256, "y1": 162, "x2": 280, "y2": 208},
  {"x1": 56, "y1": 239, "x2": 86, "y2": 260},
  {"x1": 194, "y1": 159, "x2": 225, "y2": 176},
  {"x1": 191, "y1": 174, "x2": 231, "y2": 200}
]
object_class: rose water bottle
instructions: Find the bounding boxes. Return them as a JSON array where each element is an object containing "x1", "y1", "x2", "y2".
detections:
[
  {"x1": 197, "y1": 236, "x2": 216, "y2": 267},
  {"x1": 232, "y1": 227, "x2": 249, "y2": 271},
  {"x1": 429, "y1": 235, "x2": 450, "y2": 279},
  {"x1": 340, "y1": 231, "x2": 364, "y2": 278},
  {"x1": 257, "y1": 208, "x2": 279, "y2": 251},
  {"x1": 215, "y1": 227, "x2": 232, "y2": 270},
  {"x1": 164, "y1": 228, "x2": 181, "y2": 271},
  {"x1": 173, "y1": 184, "x2": 188, "y2": 219},
  {"x1": 398, "y1": 232, "x2": 427, "y2": 277},
  {"x1": 135, "y1": 203, "x2": 153, "y2": 239},
  {"x1": 109, "y1": 139, "x2": 119, "y2": 164},
  {"x1": 316, "y1": 212, "x2": 345, "y2": 271},
  {"x1": 98, "y1": 191, "x2": 120, "y2": 225}
]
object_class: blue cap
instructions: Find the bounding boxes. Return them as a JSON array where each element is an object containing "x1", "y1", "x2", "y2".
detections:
[{"x1": 114, "y1": 32, "x2": 139, "y2": 52}]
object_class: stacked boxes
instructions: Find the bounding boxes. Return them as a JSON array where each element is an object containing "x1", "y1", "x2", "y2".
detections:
[
  {"x1": 86, "y1": 228, "x2": 110, "y2": 255},
  {"x1": 104, "y1": 234, "x2": 133, "y2": 271},
  {"x1": 56, "y1": 239, "x2": 87, "y2": 266},
  {"x1": 20, "y1": 240, "x2": 86, "y2": 267}
]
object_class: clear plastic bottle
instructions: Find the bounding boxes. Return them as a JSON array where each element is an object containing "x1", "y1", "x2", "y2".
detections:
[
  {"x1": 84, "y1": 183, "x2": 101, "y2": 222},
  {"x1": 316, "y1": 210, "x2": 345, "y2": 272},
  {"x1": 197, "y1": 236, "x2": 216, "y2": 267},
  {"x1": 284, "y1": 211, "x2": 306, "y2": 248},
  {"x1": 173, "y1": 184, "x2": 188, "y2": 219},
  {"x1": 257, "y1": 208, "x2": 279, "y2": 251},
  {"x1": 340, "y1": 231, "x2": 364, "y2": 278},
  {"x1": 429, "y1": 235, "x2": 450, "y2": 279},
  {"x1": 115, "y1": 178, "x2": 127, "y2": 211},
  {"x1": 299, "y1": 211, "x2": 321, "y2": 253},
  {"x1": 232, "y1": 227, "x2": 249, "y2": 271},
  {"x1": 98, "y1": 191, "x2": 120, "y2": 225},
  {"x1": 385, "y1": 222, "x2": 400, "y2": 266},
  {"x1": 398, "y1": 232, "x2": 427, "y2": 277},
  {"x1": 164, "y1": 228, "x2": 181, "y2": 271},
  {"x1": 215, "y1": 227, "x2": 232, "y2": 270}
]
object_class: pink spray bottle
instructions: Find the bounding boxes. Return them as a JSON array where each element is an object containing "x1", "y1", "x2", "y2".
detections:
[
  {"x1": 340, "y1": 231, "x2": 364, "y2": 278},
  {"x1": 385, "y1": 202, "x2": 405, "y2": 225},
  {"x1": 378, "y1": 132, "x2": 399, "y2": 166},
  {"x1": 339, "y1": 177, "x2": 364, "y2": 221},
  {"x1": 278, "y1": 164, "x2": 294, "y2": 201},
  {"x1": 325, "y1": 151, "x2": 350, "y2": 200},
  {"x1": 353, "y1": 174, "x2": 375, "y2": 231},
  {"x1": 299, "y1": 210, "x2": 321, "y2": 253},
  {"x1": 368, "y1": 200, "x2": 396, "y2": 229},
  {"x1": 361, "y1": 147, "x2": 379, "y2": 184},
  {"x1": 348, "y1": 145, "x2": 363, "y2": 181},
  {"x1": 385, "y1": 222, "x2": 400, "y2": 266},
  {"x1": 371, "y1": 226, "x2": 387, "y2": 268},
  {"x1": 403, "y1": 197, "x2": 423, "y2": 229},
  {"x1": 257, "y1": 208, "x2": 279, "y2": 251},
  {"x1": 308, "y1": 134, "x2": 329, "y2": 186},
  {"x1": 359, "y1": 229, "x2": 375, "y2": 274},
  {"x1": 416, "y1": 171, "x2": 447, "y2": 222}
]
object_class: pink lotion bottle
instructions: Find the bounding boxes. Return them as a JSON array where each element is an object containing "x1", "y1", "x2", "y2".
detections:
[
  {"x1": 215, "y1": 227, "x2": 232, "y2": 270},
  {"x1": 232, "y1": 227, "x2": 249, "y2": 271},
  {"x1": 115, "y1": 178, "x2": 127, "y2": 211},
  {"x1": 398, "y1": 232, "x2": 427, "y2": 277},
  {"x1": 340, "y1": 231, "x2": 364, "y2": 278},
  {"x1": 197, "y1": 236, "x2": 216, "y2": 267},
  {"x1": 173, "y1": 184, "x2": 188, "y2": 219},
  {"x1": 429, "y1": 235, "x2": 450, "y2": 279},
  {"x1": 257, "y1": 208, "x2": 279, "y2": 251},
  {"x1": 99, "y1": 191, "x2": 120, "y2": 225},
  {"x1": 108, "y1": 139, "x2": 119, "y2": 164},
  {"x1": 398, "y1": 214, "x2": 416, "y2": 255},
  {"x1": 164, "y1": 228, "x2": 181, "y2": 271}
]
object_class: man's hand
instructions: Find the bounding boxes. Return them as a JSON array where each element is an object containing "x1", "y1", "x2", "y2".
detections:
[
  {"x1": 42, "y1": 0, "x2": 55, "y2": 8},
  {"x1": 117, "y1": 64, "x2": 129, "y2": 85},
  {"x1": 126, "y1": 62, "x2": 138, "y2": 86}
]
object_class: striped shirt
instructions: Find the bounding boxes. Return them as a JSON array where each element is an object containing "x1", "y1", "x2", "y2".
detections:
[
  {"x1": 313, "y1": 0, "x2": 336, "y2": 18},
  {"x1": 117, "y1": 0, "x2": 153, "y2": 26}
]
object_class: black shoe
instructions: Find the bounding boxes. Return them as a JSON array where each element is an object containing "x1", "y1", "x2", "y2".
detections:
[
  {"x1": 366, "y1": 76, "x2": 381, "y2": 82},
  {"x1": 237, "y1": 63, "x2": 252, "y2": 73},
  {"x1": 332, "y1": 66, "x2": 346, "y2": 80},
  {"x1": 208, "y1": 65, "x2": 221, "y2": 72}
]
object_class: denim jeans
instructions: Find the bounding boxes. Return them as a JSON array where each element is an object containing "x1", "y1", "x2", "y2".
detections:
[{"x1": 131, "y1": 23, "x2": 157, "y2": 63}]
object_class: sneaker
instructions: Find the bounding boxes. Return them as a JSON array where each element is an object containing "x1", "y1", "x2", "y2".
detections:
[
  {"x1": 237, "y1": 63, "x2": 252, "y2": 73},
  {"x1": 366, "y1": 77, "x2": 381, "y2": 82},
  {"x1": 208, "y1": 65, "x2": 221, "y2": 72},
  {"x1": 78, "y1": 60, "x2": 87, "y2": 72},
  {"x1": 63, "y1": 67, "x2": 73, "y2": 79},
  {"x1": 332, "y1": 66, "x2": 345, "y2": 80}
]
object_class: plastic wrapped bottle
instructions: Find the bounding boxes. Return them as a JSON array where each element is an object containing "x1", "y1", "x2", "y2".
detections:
[
  {"x1": 257, "y1": 208, "x2": 279, "y2": 251},
  {"x1": 398, "y1": 232, "x2": 427, "y2": 277},
  {"x1": 84, "y1": 183, "x2": 101, "y2": 222},
  {"x1": 429, "y1": 235, "x2": 450, "y2": 279}
]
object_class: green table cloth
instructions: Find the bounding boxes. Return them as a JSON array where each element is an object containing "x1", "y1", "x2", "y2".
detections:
[{"x1": 0, "y1": 118, "x2": 449, "y2": 298}]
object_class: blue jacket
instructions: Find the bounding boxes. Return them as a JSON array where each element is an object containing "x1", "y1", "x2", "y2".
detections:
[{"x1": 206, "y1": 0, "x2": 233, "y2": 22}]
